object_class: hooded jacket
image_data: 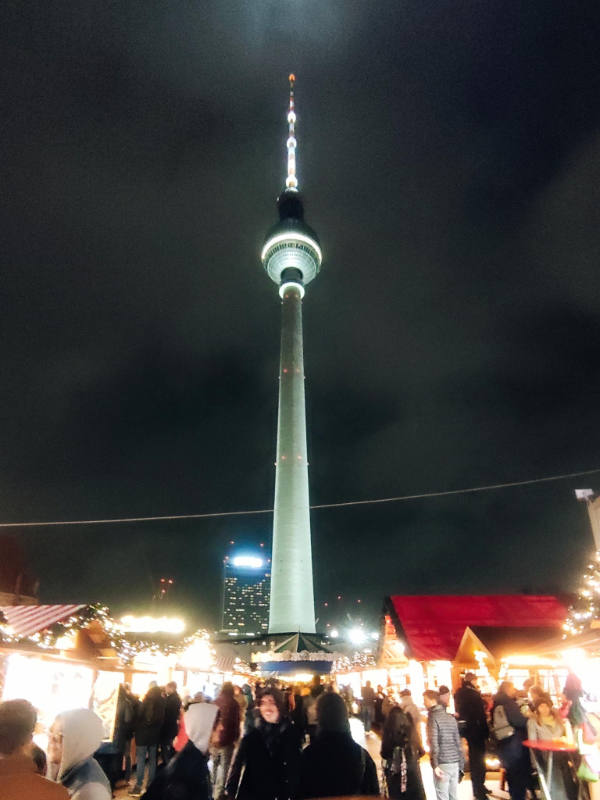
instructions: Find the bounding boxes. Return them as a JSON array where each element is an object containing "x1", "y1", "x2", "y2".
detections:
[
  {"x1": 55, "y1": 709, "x2": 111, "y2": 800},
  {"x1": 142, "y1": 704, "x2": 218, "y2": 800}
]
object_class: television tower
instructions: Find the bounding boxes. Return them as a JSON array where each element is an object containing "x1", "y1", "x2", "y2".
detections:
[{"x1": 262, "y1": 75, "x2": 322, "y2": 633}]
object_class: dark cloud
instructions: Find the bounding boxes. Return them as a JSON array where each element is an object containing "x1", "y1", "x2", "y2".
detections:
[{"x1": 1, "y1": 1, "x2": 600, "y2": 627}]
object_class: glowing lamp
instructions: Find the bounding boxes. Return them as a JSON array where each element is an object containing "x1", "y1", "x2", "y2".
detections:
[
  {"x1": 232, "y1": 556, "x2": 263, "y2": 569},
  {"x1": 120, "y1": 616, "x2": 185, "y2": 634},
  {"x1": 349, "y1": 628, "x2": 366, "y2": 645}
]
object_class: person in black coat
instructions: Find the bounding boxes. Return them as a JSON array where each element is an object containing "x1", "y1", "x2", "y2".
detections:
[
  {"x1": 381, "y1": 706, "x2": 426, "y2": 800},
  {"x1": 142, "y1": 702, "x2": 218, "y2": 800},
  {"x1": 159, "y1": 682, "x2": 182, "y2": 766},
  {"x1": 298, "y1": 691, "x2": 379, "y2": 798},
  {"x1": 454, "y1": 672, "x2": 490, "y2": 800},
  {"x1": 113, "y1": 683, "x2": 139, "y2": 785},
  {"x1": 225, "y1": 687, "x2": 302, "y2": 800},
  {"x1": 492, "y1": 682, "x2": 530, "y2": 800},
  {"x1": 130, "y1": 685, "x2": 166, "y2": 796}
]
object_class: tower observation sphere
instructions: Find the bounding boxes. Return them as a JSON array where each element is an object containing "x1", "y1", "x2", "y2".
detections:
[{"x1": 262, "y1": 75, "x2": 320, "y2": 634}]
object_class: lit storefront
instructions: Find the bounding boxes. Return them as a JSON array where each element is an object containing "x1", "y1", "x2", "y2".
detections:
[{"x1": 0, "y1": 604, "x2": 225, "y2": 743}]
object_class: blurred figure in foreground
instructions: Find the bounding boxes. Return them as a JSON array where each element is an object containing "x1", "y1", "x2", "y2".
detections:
[
  {"x1": 142, "y1": 702, "x2": 218, "y2": 800},
  {"x1": 0, "y1": 699, "x2": 69, "y2": 799},
  {"x1": 381, "y1": 705, "x2": 426, "y2": 800},
  {"x1": 49, "y1": 708, "x2": 111, "y2": 800},
  {"x1": 299, "y1": 691, "x2": 379, "y2": 798}
]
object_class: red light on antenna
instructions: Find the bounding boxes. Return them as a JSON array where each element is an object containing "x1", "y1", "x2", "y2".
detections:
[{"x1": 289, "y1": 73, "x2": 295, "y2": 83}]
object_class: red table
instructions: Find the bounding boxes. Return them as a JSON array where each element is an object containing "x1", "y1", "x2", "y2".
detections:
[{"x1": 523, "y1": 740, "x2": 578, "y2": 800}]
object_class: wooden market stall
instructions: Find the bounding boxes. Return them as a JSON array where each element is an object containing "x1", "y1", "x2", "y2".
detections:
[
  {"x1": 381, "y1": 595, "x2": 568, "y2": 697},
  {"x1": 0, "y1": 604, "x2": 227, "y2": 744}
]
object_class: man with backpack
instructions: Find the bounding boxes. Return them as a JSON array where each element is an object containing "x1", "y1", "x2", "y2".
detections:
[
  {"x1": 454, "y1": 673, "x2": 489, "y2": 800},
  {"x1": 491, "y1": 682, "x2": 530, "y2": 800}
]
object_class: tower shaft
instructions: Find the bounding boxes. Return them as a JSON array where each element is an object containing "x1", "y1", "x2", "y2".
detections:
[{"x1": 269, "y1": 284, "x2": 316, "y2": 633}]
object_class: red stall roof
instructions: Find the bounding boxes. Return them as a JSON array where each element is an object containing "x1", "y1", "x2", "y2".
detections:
[
  {"x1": 387, "y1": 595, "x2": 568, "y2": 661},
  {"x1": 0, "y1": 605, "x2": 84, "y2": 637}
]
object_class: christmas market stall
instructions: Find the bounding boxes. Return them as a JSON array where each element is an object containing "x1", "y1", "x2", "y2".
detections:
[
  {"x1": 381, "y1": 595, "x2": 568, "y2": 698},
  {"x1": 0, "y1": 604, "x2": 219, "y2": 743}
]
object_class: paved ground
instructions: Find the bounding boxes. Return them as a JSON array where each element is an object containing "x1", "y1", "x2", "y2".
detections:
[{"x1": 114, "y1": 720, "x2": 510, "y2": 799}]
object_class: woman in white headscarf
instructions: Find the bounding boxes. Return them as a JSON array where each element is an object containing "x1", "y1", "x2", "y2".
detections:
[
  {"x1": 142, "y1": 701, "x2": 218, "y2": 800},
  {"x1": 48, "y1": 709, "x2": 111, "y2": 800}
]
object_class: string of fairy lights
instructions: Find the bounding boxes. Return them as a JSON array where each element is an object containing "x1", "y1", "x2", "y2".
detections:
[
  {"x1": 0, "y1": 604, "x2": 216, "y2": 665},
  {"x1": 564, "y1": 551, "x2": 600, "y2": 636}
]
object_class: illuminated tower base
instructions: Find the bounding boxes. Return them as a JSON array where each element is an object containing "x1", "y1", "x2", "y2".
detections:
[{"x1": 270, "y1": 282, "x2": 315, "y2": 633}]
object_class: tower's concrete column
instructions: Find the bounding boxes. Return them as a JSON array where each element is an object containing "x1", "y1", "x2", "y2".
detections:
[{"x1": 269, "y1": 283, "x2": 316, "y2": 633}]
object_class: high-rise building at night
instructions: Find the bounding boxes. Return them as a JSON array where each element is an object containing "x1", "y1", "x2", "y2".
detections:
[
  {"x1": 261, "y1": 76, "x2": 321, "y2": 633},
  {"x1": 220, "y1": 555, "x2": 271, "y2": 636}
]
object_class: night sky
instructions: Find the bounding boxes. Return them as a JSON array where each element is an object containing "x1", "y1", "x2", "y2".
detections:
[{"x1": 2, "y1": 1, "x2": 600, "y2": 632}]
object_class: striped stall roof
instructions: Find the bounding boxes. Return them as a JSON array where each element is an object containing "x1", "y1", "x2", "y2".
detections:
[{"x1": 0, "y1": 605, "x2": 85, "y2": 637}]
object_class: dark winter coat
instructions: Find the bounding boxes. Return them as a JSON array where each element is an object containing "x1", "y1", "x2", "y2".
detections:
[
  {"x1": 492, "y1": 691, "x2": 528, "y2": 742},
  {"x1": 141, "y1": 740, "x2": 211, "y2": 800},
  {"x1": 161, "y1": 692, "x2": 182, "y2": 740},
  {"x1": 114, "y1": 687, "x2": 139, "y2": 750},
  {"x1": 381, "y1": 708, "x2": 426, "y2": 800},
  {"x1": 136, "y1": 688, "x2": 167, "y2": 747},
  {"x1": 225, "y1": 718, "x2": 302, "y2": 800},
  {"x1": 213, "y1": 692, "x2": 240, "y2": 748},
  {"x1": 298, "y1": 731, "x2": 379, "y2": 798},
  {"x1": 454, "y1": 681, "x2": 489, "y2": 740},
  {"x1": 426, "y1": 704, "x2": 464, "y2": 769}
]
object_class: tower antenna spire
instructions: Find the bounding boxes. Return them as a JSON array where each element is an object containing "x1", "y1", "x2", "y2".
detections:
[{"x1": 286, "y1": 73, "x2": 298, "y2": 190}]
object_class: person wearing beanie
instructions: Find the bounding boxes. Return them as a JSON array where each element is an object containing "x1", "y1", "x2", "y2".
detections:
[
  {"x1": 225, "y1": 687, "x2": 302, "y2": 800},
  {"x1": 526, "y1": 697, "x2": 575, "y2": 800},
  {"x1": 298, "y1": 692, "x2": 379, "y2": 798},
  {"x1": 438, "y1": 686, "x2": 451, "y2": 710}
]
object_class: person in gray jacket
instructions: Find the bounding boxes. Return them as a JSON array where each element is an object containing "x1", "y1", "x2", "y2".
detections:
[{"x1": 424, "y1": 690, "x2": 464, "y2": 800}]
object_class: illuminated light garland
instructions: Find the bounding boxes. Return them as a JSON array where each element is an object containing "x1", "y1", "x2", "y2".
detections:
[
  {"x1": 0, "y1": 604, "x2": 215, "y2": 666},
  {"x1": 332, "y1": 651, "x2": 377, "y2": 674},
  {"x1": 564, "y1": 550, "x2": 600, "y2": 636}
]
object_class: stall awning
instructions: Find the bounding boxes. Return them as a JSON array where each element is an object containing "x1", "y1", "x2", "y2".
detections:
[
  {"x1": 386, "y1": 595, "x2": 568, "y2": 661},
  {"x1": 0, "y1": 605, "x2": 84, "y2": 637}
]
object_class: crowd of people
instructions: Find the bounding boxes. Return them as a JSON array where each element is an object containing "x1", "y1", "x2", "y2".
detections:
[
  {"x1": 0, "y1": 676, "x2": 381, "y2": 800},
  {"x1": 0, "y1": 670, "x2": 584, "y2": 800}
]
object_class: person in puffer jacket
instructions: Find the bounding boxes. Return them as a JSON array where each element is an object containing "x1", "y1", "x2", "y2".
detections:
[
  {"x1": 423, "y1": 690, "x2": 464, "y2": 800},
  {"x1": 49, "y1": 709, "x2": 111, "y2": 800}
]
